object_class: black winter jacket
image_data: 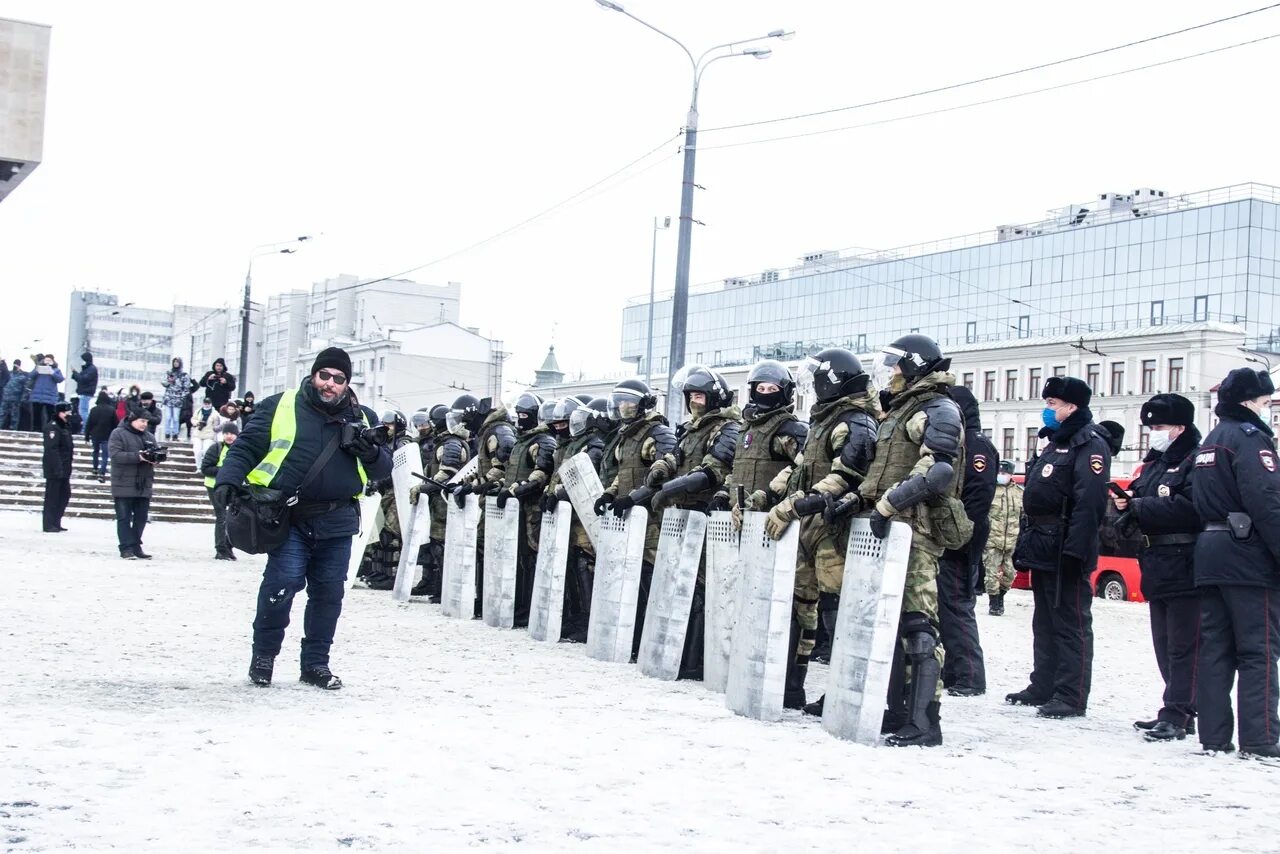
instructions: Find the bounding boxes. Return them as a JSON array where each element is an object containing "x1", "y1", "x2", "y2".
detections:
[
  {"x1": 1192, "y1": 403, "x2": 1280, "y2": 589},
  {"x1": 215, "y1": 382, "x2": 392, "y2": 539},
  {"x1": 42, "y1": 418, "x2": 74, "y2": 479},
  {"x1": 1128, "y1": 426, "x2": 1201, "y2": 599},
  {"x1": 108, "y1": 423, "x2": 158, "y2": 498},
  {"x1": 200, "y1": 366, "x2": 237, "y2": 408},
  {"x1": 1014, "y1": 407, "x2": 1112, "y2": 573},
  {"x1": 943, "y1": 389, "x2": 998, "y2": 569},
  {"x1": 85, "y1": 403, "x2": 117, "y2": 443}
]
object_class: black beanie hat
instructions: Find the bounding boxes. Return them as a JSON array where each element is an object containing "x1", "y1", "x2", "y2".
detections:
[
  {"x1": 1140, "y1": 393, "x2": 1195, "y2": 427},
  {"x1": 1098, "y1": 420, "x2": 1125, "y2": 455},
  {"x1": 221, "y1": 421, "x2": 240, "y2": 435},
  {"x1": 1218, "y1": 367, "x2": 1275, "y2": 406},
  {"x1": 1042, "y1": 375, "x2": 1092, "y2": 407},
  {"x1": 310, "y1": 347, "x2": 353, "y2": 380}
]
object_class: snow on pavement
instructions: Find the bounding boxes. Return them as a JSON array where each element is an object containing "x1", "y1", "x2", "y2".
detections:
[{"x1": 0, "y1": 511, "x2": 1273, "y2": 852}]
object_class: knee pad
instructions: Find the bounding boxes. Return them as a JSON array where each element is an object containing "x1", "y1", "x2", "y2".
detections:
[{"x1": 900, "y1": 611, "x2": 938, "y2": 658}]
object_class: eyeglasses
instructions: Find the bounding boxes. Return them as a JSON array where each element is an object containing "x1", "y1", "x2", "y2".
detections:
[{"x1": 317, "y1": 369, "x2": 348, "y2": 385}]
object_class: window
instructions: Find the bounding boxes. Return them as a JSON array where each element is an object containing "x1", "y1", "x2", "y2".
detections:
[
  {"x1": 1150, "y1": 300, "x2": 1164, "y2": 326},
  {"x1": 1005, "y1": 370, "x2": 1017, "y2": 400},
  {"x1": 983, "y1": 371, "x2": 996, "y2": 402},
  {"x1": 1110, "y1": 361, "x2": 1125, "y2": 396},
  {"x1": 1194, "y1": 295, "x2": 1209, "y2": 322},
  {"x1": 1018, "y1": 315, "x2": 1030, "y2": 338},
  {"x1": 1026, "y1": 427, "x2": 1039, "y2": 460},
  {"x1": 1168, "y1": 357, "x2": 1184, "y2": 392},
  {"x1": 962, "y1": 372, "x2": 974, "y2": 391},
  {"x1": 1141, "y1": 359, "x2": 1156, "y2": 394},
  {"x1": 1138, "y1": 426, "x2": 1149, "y2": 455},
  {"x1": 1087, "y1": 363, "x2": 1100, "y2": 390},
  {"x1": 1002, "y1": 429, "x2": 1016, "y2": 460},
  {"x1": 1053, "y1": 365, "x2": 1066, "y2": 377},
  {"x1": 857, "y1": 333, "x2": 867, "y2": 352},
  {"x1": 1028, "y1": 367, "x2": 1042, "y2": 399},
  {"x1": 966, "y1": 321, "x2": 977, "y2": 344}
]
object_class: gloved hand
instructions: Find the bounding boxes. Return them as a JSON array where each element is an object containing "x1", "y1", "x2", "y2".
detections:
[
  {"x1": 364, "y1": 480, "x2": 381, "y2": 497},
  {"x1": 594, "y1": 492, "x2": 614, "y2": 516},
  {"x1": 610, "y1": 493, "x2": 636, "y2": 518},
  {"x1": 409, "y1": 485, "x2": 421, "y2": 506},
  {"x1": 764, "y1": 494, "x2": 800, "y2": 540},
  {"x1": 212, "y1": 483, "x2": 236, "y2": 511},
  {"x1": 453, "y1": 482, "x2": 473, "y2": 509},
  {"x1": 825, "y1": 493, "x2": 863, "y2": 526},
  {"x1": 496, "y1": 489, "x2": 510, "y2": 509},
  {"x1": 345, "y1": 433, "x2": 381, "y2": 465},
  {"x1": 539, "y1": 492, "x2": 554, "y2": 512},
  {"x1": 870, "y1": 511, "x2": 892, "y2": 539},
  {"x1": 731, "y1": 503, "x2": 744, "y2": 532},
  {"x1": 708, "y1": 493, "x2": 730, "y2": 512},
  {"x1": 513, "y1": 480, "x2": 540, "y2": 500},
  {"x1": 793, "y1": 493, "x2": 828, "y2": 518}
]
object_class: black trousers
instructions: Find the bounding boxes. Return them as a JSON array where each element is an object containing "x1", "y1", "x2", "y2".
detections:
[
  {"x1": 114, "y1": 496, "x2": 151, "y2": 552},
  {"x1": 43, "y1": 477, "x2": 71, "y2": 531},
  {"x1": 1149, "y1": 594, "x2": 1200, "y2": 726},
  {"x1": 31, "y1": 403, "x2": 55, "y2": 429},
  {"x1": 207, "y1": 487, "x2": 231, "y2": 554},
  {"x1": 1197, "y1": 585, "x2": 1280, "y2": 749},
  {"x1": 939, "y1": 554, "x2": 986, "y2": 691},
  {"x1": 1029, "y1": 567, "x2": 1094, "y2": 710}
]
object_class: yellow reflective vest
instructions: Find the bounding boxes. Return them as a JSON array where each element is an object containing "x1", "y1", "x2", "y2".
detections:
[
  {"x1": 203, "y1": 443, "x2": 229, "y2": 489},
  {"x1": 244, "y1": 388, "x2": 370, "y2": 496}
]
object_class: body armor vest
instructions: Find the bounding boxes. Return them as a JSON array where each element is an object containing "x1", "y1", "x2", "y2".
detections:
[
  {"x1": 613, "y1": 412, "x2": 665, "y2": 495},
  {"x1": 735, "y1": 408, "x2": 798, "y2": 495},
  {"x1": 787, "y1": 398, "x2": 864, "y2": 494},
  {"x1": 473, "y1": 412, "x2": 510, "y2": 480},
  {"x1": 673, "y1": 410, "x2": 733, "y2": 507},
  {"x1": 506, "y1": 425, "x2": 549, "y2": 486},
  {"x1": 860, "y1": 386, "x2": 963, "y2": 524}
]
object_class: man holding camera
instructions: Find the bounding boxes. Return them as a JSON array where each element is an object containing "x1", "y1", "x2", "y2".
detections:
[
  {"x1": 213, "y1": 348, "x2": 391, "y2": 691},
  {"x1": 109, "y1": 411, "x2": 166, "y2": 559}
]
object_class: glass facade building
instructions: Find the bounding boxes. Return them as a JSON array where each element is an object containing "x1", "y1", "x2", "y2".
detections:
[{"x1": 620, "y1": 183, "x2": 1280, "y2": 372}]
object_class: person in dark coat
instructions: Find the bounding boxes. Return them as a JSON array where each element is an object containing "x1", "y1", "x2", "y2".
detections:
[
  {"x1": 1192, "y1": 368, "x2": 1280, "y2": 758},
  {"x1": 28, "y1": 354, "x2": 65, "y2": 430},
  {"x1": 202, "y1": 422, "x2": 239, "y2": 560},
  {"x1": 1007, "y1": 376, "x2": 1112, "y2": 718},
  {"x1": 937, "y1": 385, "x2": 998, "y2": 696},
  {"x1": 42, "y1": 401, "x2": 75, "y2": 533},
  {"x1": 200, "y1": 358, "x2": 237, "y2": 409},
  {"x1": 0, "y1": 358, "x2": 10, "y2": 397},
  {"x1": 240, "y1": 392, "x2": 256, "y2": 424},
  {"x1": 70, "y1": 352, "x2": 98, "y2": 431},
  {"x1": 85, "y1": 390, "x2": 116, "y2": 481},
  {"x1": 0, "y1": 359, "x2": 27, "y2": 430},
  {"x1": 127, "y1": 391, "x2": 163, "y2": 432},
  {"x1": 108, "y1": 412, "x2": 162, "y2": 559},
  {"x1": 1112, "y1": 394, "x2": 1202, "y2": 742}
]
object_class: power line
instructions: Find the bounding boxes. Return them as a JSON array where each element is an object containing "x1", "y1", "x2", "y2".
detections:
[
  {"x1": 701, "y1": 32, "x2": 1280, "y2": 152},
  {"x1": 700, "y1": 3, "x2": 1280, "y2": 134}
]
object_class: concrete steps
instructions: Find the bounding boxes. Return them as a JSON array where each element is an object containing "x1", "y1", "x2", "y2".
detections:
[{"x1": 0, "y1": 429, "x2": 214, "y2": 524}]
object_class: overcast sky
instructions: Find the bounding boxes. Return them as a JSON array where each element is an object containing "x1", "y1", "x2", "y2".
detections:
[{"x1": 1, "y1": 0, "x2": 1277, "y2": 396}]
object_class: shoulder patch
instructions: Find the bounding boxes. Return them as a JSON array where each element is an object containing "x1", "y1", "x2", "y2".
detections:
[
  {"x1": 1241, "y1": 423, "x2": 1259, "y2": 436},
  {"x1": 971, "y1": 453, "x2": 988, "y2": 473},
  {"x1": 1261, "y1": 449, "x2": 1277, "y2": 473},
  {"x1": 1089, "y1": 454, "x2": 1104, "y2": 475},
  {"x1": 1195, "y1": 450, "x2": 1216, "y2": 467},
  {"x1": 1157, "y1": 484, "x2": 1171, "y2": 497},
  {"x1": 742, "y1": 432, "x2": 753, "y2": 450}
]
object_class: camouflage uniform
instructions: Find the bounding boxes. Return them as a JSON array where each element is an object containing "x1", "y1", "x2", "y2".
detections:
[
  {"x1": 860, "y1": 371, "x2": 966, "y2": 706},
  {"x1": 502, "y1": 422, "x2": 557, "y2": 625},
  {"x1": 465, "y1": 407, "x2": 517, "y2": 614},
  {"x1": 604, "y1": 410, "x2": 677, "y2": 565},
  {"x1": 984, "y1": 481, "x2": 1023, "y2": 595},
  {"x1": 547, "y1": 427, "x2": 606, "y2": 638}
]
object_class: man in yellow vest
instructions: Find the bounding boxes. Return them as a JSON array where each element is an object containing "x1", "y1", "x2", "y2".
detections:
[
  {"x1": 213, "y1": 348, "x2": 392, "y2": 690},
  {"x1": 202, "y1": 421, "x2": 239, "y2": 560}
]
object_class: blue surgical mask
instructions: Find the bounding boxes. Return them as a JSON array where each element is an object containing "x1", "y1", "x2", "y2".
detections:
[{"x1": 1042, "y1": 407, "x2": 1060, "y2": 429}]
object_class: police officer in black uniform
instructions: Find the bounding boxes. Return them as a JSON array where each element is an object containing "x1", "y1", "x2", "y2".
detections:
[
  {"x1": 939, "y1": 385, "x2": 997, "y2": 697},
  {"x1": 1192, "y1": 368, "x2": 1280, "y2": 758},
  {"x1": 1006, "y1": 375, "x2": 1111, "y2": 718},
  {"x1": 1113, "y1": 393, "x2": 1201, "y2": 742}
]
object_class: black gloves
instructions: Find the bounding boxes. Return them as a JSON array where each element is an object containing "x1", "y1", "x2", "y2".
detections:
[
  {"x1": 496, "y1": 490, "x2": 510, "y2": 509},
  {"x1": 610, "y1": 493, "x2": 635, "y2": 517},
  {"x1": 825, "y1": 494, "x2": 863, "y2": 526},
  {"x1": 453, "y1": 482, "x2": 473, "y2": 509},
  {"x1": 708, "y1": 493, "x2": 730, "y2": 512},
  {"x1": 513, "y1": 480, "x2": 540, "y2": 500},
  {"x1": 793, "y1": 493, "x2": 828, "y2": 518},
  {"x1": 594, "y1": 493, "x2": 614, "y2": 516},
  {"x1": 870, "y1": 511, "x2": 892, "y2": 539},
  {"x1": 345, "y1": 433, "x2": 381, "y2": 465},
  {"x1": 212, "y1": 484, "x2": 236, "y2": 511},
  {"x1": 613, "y1": 485, "x2": 654, "y2": 517}
]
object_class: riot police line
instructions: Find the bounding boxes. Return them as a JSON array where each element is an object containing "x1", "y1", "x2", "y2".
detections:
[{"x1": 348, "y1": 336, "x2": 1280, "y2": 758}]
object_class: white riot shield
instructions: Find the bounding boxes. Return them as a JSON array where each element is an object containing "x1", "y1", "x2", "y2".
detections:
[
  {"x1": 560, "y1": 452, "x2": 604, "y2": 551},
  {"x1": 396, "y1": 458, "x2": 479, "y2": 601},
  {"x1": 387, "y1": 444, "x2": 424, "y2": 601},
  {"x1": 482, "y1": 496, "x2": 521, "y2": 628},
  {"x1": 725, "y1": 512, "x2": 799, "y2": 722},
  {"x1": 586, "y1": 507, "x2": 647, "y2": 664},
  {"x1": 702, "y1": 511, "x2": 742, "y2": 693},
  {"x1": 637, "y1": 509, "x2": 708, "y2": 681},
  {"x1": 347, "y1": 494, "x2": 383, "y2": 588},
  {"x1": 440, "y1": 494, "x2": 480, "y2": 618},
  {"x1": 527, "y1": 502, "x2": 573, "y2": 642},
  {"x1": 822, "y1": 518, "x2": 911, "y2": 746}
]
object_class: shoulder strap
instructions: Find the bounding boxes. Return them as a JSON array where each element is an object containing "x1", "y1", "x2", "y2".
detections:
[{"x1": 289, "y1": 431, "x2": 343, "y2": 504}]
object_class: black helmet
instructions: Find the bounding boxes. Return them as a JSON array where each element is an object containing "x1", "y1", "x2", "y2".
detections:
[
  {"x1": 572, "y1": 396, "x2": 611, "y2": 437},
  {"x1": 609, "y1": 378, "x2": 657, "y2": 423},
  {"x1": 450, "y1": 393, "x2": 483, "y2": 433},
  {"x1": 410, "y1": 409, "x2": 432, "y2": 432},
  {"x1": 672, "y1": 364, "x2": 732, "y2": 413},
  {"x1": 747, "y1": 359, "x2": 795, "y2": 413},
  {"x1": 800, "y1": 348, "x2": 869, "y2": 403},
  {"x1": 429, "y1": 404, "x2": 449, "y2": 431},
  {"x1": 538, "y1": 398, "x2": 557, "y2": 426},
  {"x1": 514, "y1": 391, "x2": 542, "y2": 432},
  {"x1": 872, "y1": 334, "x2": 949, "y2": 387},
  {"x1": 379, "y1": 409, "x2": 408, "y2": 437},
  {"x1": 551, "y1": 396, "x2": 581, "y2": 423},
  {"x1": 573, "y1": 393, "x2": 594, "y2": 406}
]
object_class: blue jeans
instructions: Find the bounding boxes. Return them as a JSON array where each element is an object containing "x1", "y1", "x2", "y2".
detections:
[
  {"x1": 78, "y1": 396, "x2": 92, "y2": 433},
  {"x1": 252, "y1": 525, "x2": 352, "y2": 668},
  {"x1": 91, "y1": 438, "x2": 109, "y2": 474},
  {"x1": 164, "y1": 404, "x2": 181, "y2": 437}
]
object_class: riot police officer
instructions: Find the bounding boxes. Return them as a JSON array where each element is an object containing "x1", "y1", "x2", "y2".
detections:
[
  {"x1": 860, "y1": 334, "x2": 967, "y2": 747},
  {"x1": 411, "y1": 401, "x2": 472, "y2": 600},
  {"x1": 764, "y1": 349, "x2": 877, "y2": 713},
  {"x1": 361, "y1": 409, "x2": 411, "y2": 591},
  {"x1": 1113, "y1": 393, "x2": 1201, "y2": 742},
  {"x1": 1192, "y1": 368, "x2": 1280, "y2": 758},
  {"x1": 451, "y1": 395, "x2": 516, "y2": 616},
  {"x1": 499, "y1": 391, "x2": 557, "y2": 627},
  {"x1": 1006, "y1": 376, "x2": 1111, "y2": 720}
]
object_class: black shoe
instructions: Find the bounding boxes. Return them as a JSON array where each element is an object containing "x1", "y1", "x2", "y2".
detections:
[
  {"x1": 300, "y1": 665, "x2": 343, "y2": 690},
  {"x1": 410, "y1": 577, "x2": 431, "y2": 596},
  {"x1": 881, "y1": 710, "x2": 906, "y2": 734},
  {"x1": 1133, "y1": 718, "x2": 1158, "y2": 731},
  {"x1": 988, "y1": 594, "x2": 1005, "y2": 616},
  {"x1": 58, "y1": 526, "x2": 68, "y2": 532},
  {"x1": 802, "y1": 695, "x2": 825, "y2": 717},
  {"x1": 97, "y1": 475, "x2": 106, "y2": 483},
  {"x1": 783, "y1": 690, "x2": 807, "y2": 710},
  {"x1": 120, "y1": 549, "x2": 138, "y2": 561},
  {"x1": 1240, "y1": 744, "x2": 1280, "y2": 759},
  {"x1": 809, "y1": 646, "x2": 831, "y2": 665},
  {"x1": 43, "y1": 527, "x2": 65, "y2": 533},
  {"x1": 1036, "y1": 699, "x2": 1086, "y2": 719},
  {"x1": 249, "y1": 654, "x2": 274, "y2": 686},
  {"x1": 947, "y1": 685, "x2": 985, "y2": 697},
  {"x1": 133, "y1": 547, "x2": 153, "y2": 560},
  {"x1": 1144, "y1": 721, "x2": 1187, "y2": 742},
  {"x1": 1005, "y1": 688, "x2": 1049, "y2": 706},
  {"x1": 1200, "y1": 742, "x2": 1236, "y2": 754},
  {"x1": 365, "y1": 573, "x2": 394, "y2": 591},
  {"x1": 885, "y1": 701, "x2": 943, "y2": 747}
]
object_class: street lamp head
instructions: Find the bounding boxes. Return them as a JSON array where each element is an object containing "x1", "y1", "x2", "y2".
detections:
[
  {"x1": 297, "y1": 235, "x2": 313, "y2": 242},
  {"x1": 768, "y1": 29, "x2": 795, "y2": 40},
  {"x1": 279, "y1": 248, "x2": 297, "y2": 255},
  {"x1": 744, "y1": 47, "x2": 772, "y2": 59},
  {"x1": 594, "y1": 0, "x2": 625, "y2": 10}
]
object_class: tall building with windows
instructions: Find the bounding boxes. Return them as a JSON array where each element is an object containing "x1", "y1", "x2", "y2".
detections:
[
  {"x1": 621, "y1": 183, "x2": 1280, "y2": 375},
  {"x1": 259, "y1": 290, "x2": 308, "y2": 397}
]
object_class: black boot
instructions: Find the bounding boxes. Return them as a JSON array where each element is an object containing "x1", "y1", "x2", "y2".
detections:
[
  {"x1": 885, "y1": 701, "x2": 942, "y2": 748},
  {"x1": 885, "y1": 621, "x2": 942, "y2": 747},
  {"x1": 783, "y1": 613, "x2": 808, "y2": 709},
  {"x1": 299, "y1": 664, "x2": 343, "y2": 690},
  {"x1": 631, "y1": 562, "x2": 654, "y2": 661},
  {"x1": 810, "y1": 592, "x2": 838, "y2": 664},
  {"x1": 1144, "y1": 721, "x2": 1187, "y2": 741},
  {"x1": 566, "y1": 555, "x2": 594, "y2": 643},
  {"x1": 989, "y1": 593, "x2": 1005, "y2": 616},
  {"x1": 678, "y1": 584, "x2": 706, "y2": 681},
  {"x1": 249, "y1": 653, "x2": 274, "y2": 686},
  {"x1": 803, "y1": 695, "x2": 825, "y2": 717}
]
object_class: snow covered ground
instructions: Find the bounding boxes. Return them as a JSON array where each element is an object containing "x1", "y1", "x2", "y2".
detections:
[{"x1": 0, "y1": 511, "x2": 1273, "y2": 852}]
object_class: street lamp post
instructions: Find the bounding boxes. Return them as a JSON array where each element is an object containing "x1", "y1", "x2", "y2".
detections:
[
  {"x1": 594, "y1": 1, "x2": 791, "y2": 420},
  {"x1": 240, "y1": 236, "x2": 312, "y2": 393},
  {"x1": 645, "y1": 215, "x2": 671, "y2": 385}
]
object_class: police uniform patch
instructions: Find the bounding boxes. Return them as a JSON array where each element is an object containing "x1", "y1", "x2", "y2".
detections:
[
  {"x1": 972, "y1": 454, "x2": 987, "y2": 473},
  {"x1": 742, "y1": 433, "x2": 753, "y2": 450},
  {"x1": 1090, "y1": 454, "x2": 1104, "y2": 475},
  {"x1": 1195, "y1": 450, "x2": 1216, "y2": 467},
  {"x1": 48, "y1": 431, "x2": 56, "y2": 439},
  {"x1": 1041, "y1": 463, "x2": 1054, "y2": 478},
  {"x1": 1158, "y1": 484, "x2": 1171, "y2": 497},
  {"x1": 1261, "y1": 450, "x2": 1276, "y2": 473}
]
